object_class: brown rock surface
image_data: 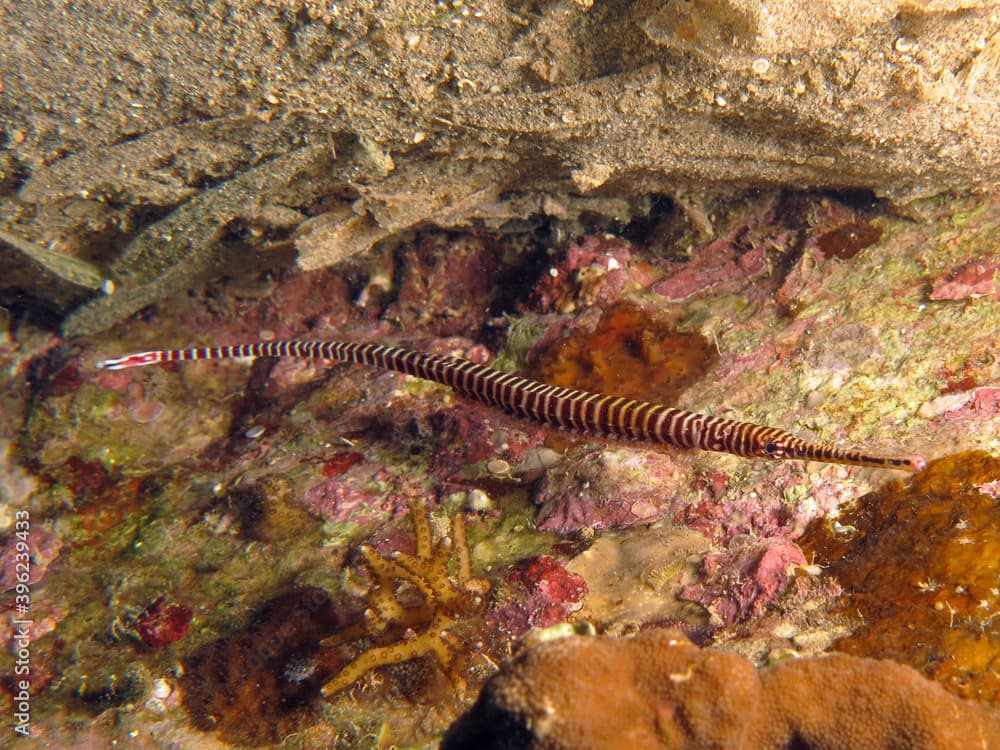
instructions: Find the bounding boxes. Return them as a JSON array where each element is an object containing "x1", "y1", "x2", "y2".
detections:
[{"x1": 2, "y1": 1, "x2": 1000, "y2": 332}]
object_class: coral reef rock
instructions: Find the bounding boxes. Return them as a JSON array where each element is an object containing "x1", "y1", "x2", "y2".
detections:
[{"x1": 443, "y1": 629, "x2": 1000, "y2": 750}]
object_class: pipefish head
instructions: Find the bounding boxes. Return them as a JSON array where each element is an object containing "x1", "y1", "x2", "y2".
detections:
[{"x1": 759, "y1": 433, "x2": 925, "y2": 472}]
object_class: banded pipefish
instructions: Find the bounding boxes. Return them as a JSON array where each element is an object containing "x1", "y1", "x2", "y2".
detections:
[{"x1": 97, "y1": 340, "x2": 926, "y2": 472}]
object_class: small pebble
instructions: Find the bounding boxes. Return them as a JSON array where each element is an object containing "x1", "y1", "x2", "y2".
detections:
[
  {"x1": 519, "y1": 448, "x2": 562, "y2": 473},
  {"x1": 486, "y1": 458, "x2": 511, "y2": 475},
  {"x1": 466, "y1": 488, "x2": 493, "y2": 511},
  {"x1": 245, "y1": 425, "x2": 265, "y2": 439}
]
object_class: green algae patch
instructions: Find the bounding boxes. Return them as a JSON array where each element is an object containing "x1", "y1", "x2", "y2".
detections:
[{"x1": 469, "y1": 489, "x2": 560, "y2": 569}]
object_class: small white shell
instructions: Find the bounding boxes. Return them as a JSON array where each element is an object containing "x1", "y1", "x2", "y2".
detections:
[{"x1": 151, "y1": 678, "x2": 173, "y2": 700}]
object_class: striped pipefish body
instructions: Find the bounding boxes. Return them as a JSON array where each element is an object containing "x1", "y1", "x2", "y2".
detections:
[{"x1": 96, "y1": 340, "x2": 926, "y2": 472}]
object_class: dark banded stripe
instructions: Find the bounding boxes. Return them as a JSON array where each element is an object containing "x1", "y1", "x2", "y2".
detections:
[{"x1": 96, "y1": 340, "x2": 927, "y2": 472}]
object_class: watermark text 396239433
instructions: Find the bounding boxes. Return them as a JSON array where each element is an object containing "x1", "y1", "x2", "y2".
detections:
[{"x1": 11, "y1": 509, "x2": 33, "y2": 738}]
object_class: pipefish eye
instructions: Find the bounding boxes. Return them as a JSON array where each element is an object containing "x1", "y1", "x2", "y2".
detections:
[{"x1": 764, "y1": 441, "x2": 780, "y2": 456}]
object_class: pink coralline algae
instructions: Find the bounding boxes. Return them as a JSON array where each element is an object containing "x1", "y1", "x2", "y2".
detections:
[
  {"x1": 532, "y1": 447, "x2": 686, "y2": 533},
  {"x1": 488, "y1": 556, "x2": 587, "y2": 636},
  {"x1": 387, "y1": 234, "x2": 509, "y2": 337},
  {"x1": 516, "y1": 556, "x2": 587, "y2": 610},
  {"x1": 677, "y1": 471, "x2": 781, "y2": 544},
  {"x1": 0, "y1": 524, "x2": 62, "y2": 592},
  {"x1": 299, "y1": 476, "x2": 384, "y2": 524},
  {"x1": 528, "y1": 235, "x2": 654, "y2": 313},
  {"x1": 680, "y1": 463, "x2": 858, "y2": 546},
  {"x1": 941, "y1": 386, "x2": 1000, "y2": 420},
  {"x1": 679, "y1": 537, "x2": 806, "y2": 627},
  {"x1": 929, "y1": 258, "x2": 1000, "y2": 301},
  {"x1": 652, "y1": 229, "x2": 767, "y2": 301},
  {"x1": 189, "y1": 269, "x2": 358, "y2": 346}
]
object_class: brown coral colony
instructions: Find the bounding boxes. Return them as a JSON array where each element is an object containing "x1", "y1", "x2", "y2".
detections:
[{"x1": 442, "y1": 629, "x2": 1000, "y2": 750}]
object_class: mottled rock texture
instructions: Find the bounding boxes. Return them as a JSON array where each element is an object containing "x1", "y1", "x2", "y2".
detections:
[{"x1": 444, "y1": 629, "x2": 1000, "y2": 750}]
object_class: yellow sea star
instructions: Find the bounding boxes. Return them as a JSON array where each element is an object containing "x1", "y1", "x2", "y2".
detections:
[{"x1": 322, "y1": 499, "x2": 492, "y2": 698}]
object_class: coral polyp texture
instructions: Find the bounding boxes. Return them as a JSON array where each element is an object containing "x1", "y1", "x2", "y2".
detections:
[
  {"x1": 442, "y1": 629, "x2": 1000, "y2": 750},
  {"x1": 530, "y1": 303, "x2": 717, "y2": 404},
  {"x1": 799, "y1": 450, "x2": 1000, "y2": 704},
  {"x1": 180, "y1": 587, "x2": 361, "y2": 746},
  {"x1": 321, "y1": 498, "x2": 492, "y2": 699}
]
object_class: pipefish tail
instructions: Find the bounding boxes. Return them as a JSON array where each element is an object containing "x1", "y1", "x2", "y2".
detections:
[{"x1": 97, "y1": 340, "x2": 927, "y2": 472}]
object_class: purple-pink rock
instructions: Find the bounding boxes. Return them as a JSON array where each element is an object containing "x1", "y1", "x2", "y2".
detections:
[
  {"x1": 929, "y1": 259, "x2": 1000, "y2": 301},
  {"x1": 680, "y1": 537, "x2": 807, "y2": 626},
  {"x1": 532, "y1": 447, "x2": 687, "y2": 533}
]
